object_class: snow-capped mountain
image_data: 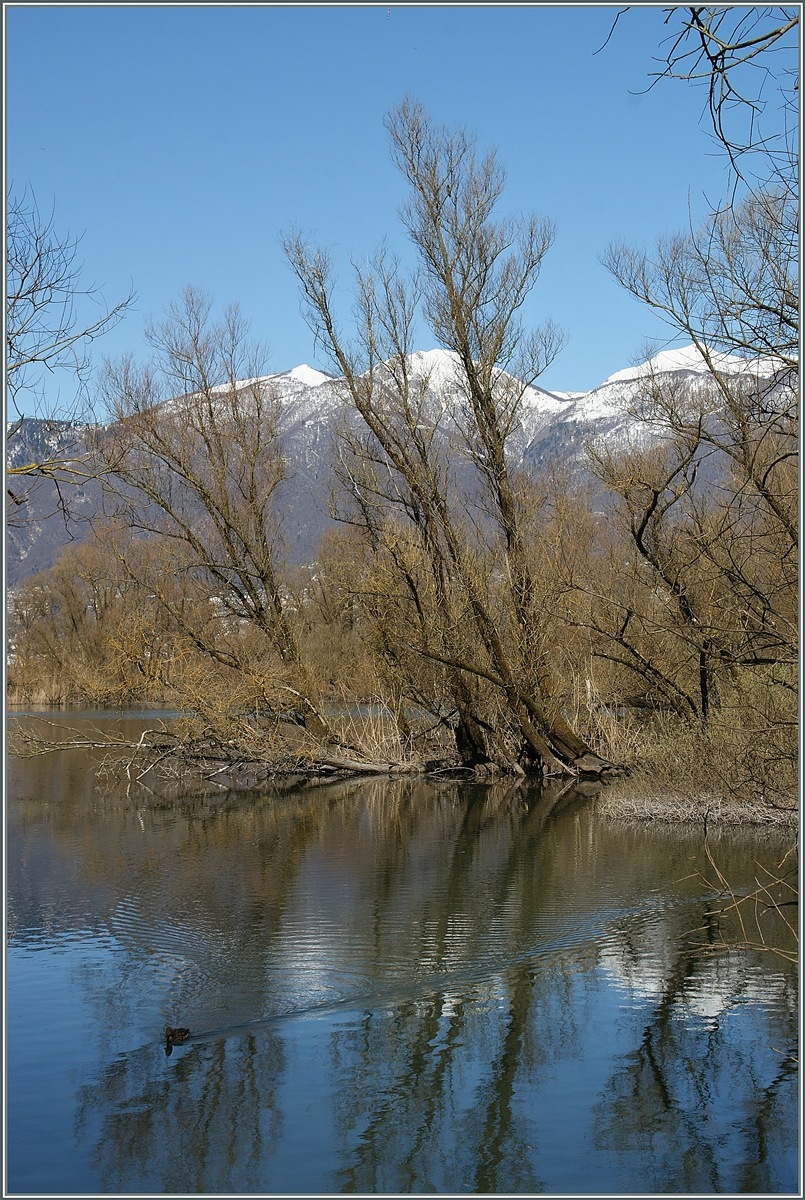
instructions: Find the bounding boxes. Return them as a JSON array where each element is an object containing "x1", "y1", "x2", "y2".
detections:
[
  {"x1": 262, "y1": 342, "x2": 782, "y2": 488},
  {"x1": 258, "y1": 341, "x2": 781, "y2": 466},
  {"x1": 6, "y1": 345, "x2": 781, "y2": 586}
]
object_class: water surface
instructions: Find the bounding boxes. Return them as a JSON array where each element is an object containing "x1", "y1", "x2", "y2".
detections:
[{"x1": 7, "y1": 713, "x2": 798, "y2": 1194}]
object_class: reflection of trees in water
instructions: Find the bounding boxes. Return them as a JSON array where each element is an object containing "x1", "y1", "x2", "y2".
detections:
[
  {"x1": 466, "y1": 969, "x2": 545, "y2": 1195},
  {"x1": 75, "y1": 1032, "x2": 285, "y2": 1193},
  {"x1": 328, "y1": 983, "x2": 545, "y2": 1195},
  {"x1": 592, "y1": 935, "x2": 798, "y2": 1194},
  {"x1": 320, "y1": 789, "x2": 795, "y2": 1194},
  {"x1": 10, "y1": 770, "x2": 357, "y2": 1034},
  {"x1": 10, "y1": 756, "x2": 798, "y2": 1193},
  {"x1": 67, "y1": 780, "x2": 590, "y2": 1192},
  {"x1": 328, "y1": 783, "x2": 590, "y2": 1193}
]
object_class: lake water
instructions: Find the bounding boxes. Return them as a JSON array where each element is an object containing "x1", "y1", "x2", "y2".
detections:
[{"x1": 6, "y1": 713, "x2": 799, "y2": 1195}]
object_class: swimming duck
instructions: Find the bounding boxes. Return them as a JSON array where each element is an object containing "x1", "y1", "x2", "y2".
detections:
[{"x1": 165, "y1": 1026, "x2": 190, "y2": 1056}]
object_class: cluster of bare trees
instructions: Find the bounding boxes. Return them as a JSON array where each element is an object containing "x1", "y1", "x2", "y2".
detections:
[
  {"x1": 8, "y1": 533, "x2": 173, "y2": 705},
  {"x1": 93, "y1": 291, "x2": 326, "y2": 726},
  {"x1": 8, "y1": 103, "x2": 611, "y2": 778},
  {"x1": 7, "y1": 10, "x2": 797, "y2": 798},
  {"x1": 282, "y1": 99, "x2": 604, "y2": 776}
]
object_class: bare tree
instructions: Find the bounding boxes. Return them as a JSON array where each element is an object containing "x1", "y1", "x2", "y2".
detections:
[
  {"x1": 573, "y1": 90, "x2": 797, "y2": 799},
  {"x1": 6, "y1": 186, "x2": 135, "y2": 518},
  {"x1": 583, "y1": 375, "x2": 796, "y2": 710},
  {"x1": 556, "y1": 4, "x2": 800, "y2": 819},
  {"x1": 601, "y1": 114, "x2": 797, "y2": 601},
  {"x1": 604, "y1": 188, "x2": 797, "y2": 376},
  {"x1": 94, "y1": 287, "x2": 334, "y2": 737},
  {"x1": 284, "y1": 99, "x2": 609, "y2": 776},
  {"x1": 601, "y1": 6, "x2": 799, "y2": 182},
  {"x1": 652, "y1": 5, "x2": 798, "y2": 179}
]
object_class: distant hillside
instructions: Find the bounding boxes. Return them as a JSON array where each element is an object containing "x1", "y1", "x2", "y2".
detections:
[{"x1": 6, "y1": 345, "x2": 777, "y2": 588}]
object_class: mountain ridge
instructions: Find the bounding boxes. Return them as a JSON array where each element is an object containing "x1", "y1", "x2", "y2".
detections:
[{"x1": 7, "y1": 344, "x2": 780, "y2": 587}]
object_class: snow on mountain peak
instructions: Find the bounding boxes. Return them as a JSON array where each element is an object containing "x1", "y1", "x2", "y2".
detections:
[
  {"x1": 602, "y1": 344, "x2": 776, "y2": 386},
  {"x1": 408, "y1": 348, "x2": 462, "y2": 387},
  {"x1": 281, "y1": 364, "x2": 333, "y2": 388}
]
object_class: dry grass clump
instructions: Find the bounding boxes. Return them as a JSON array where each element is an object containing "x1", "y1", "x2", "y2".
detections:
[
  {"x1": 565, "y1": 666, "x2": 798, "y2": 826},
  {"x1": 597, "y1": 714, "x2": 797, "y2": 828},
  {"x1": 564, "y1": 667, "x2": 648, "y2": 766},
  {"x1": 326, "y1": 696, "x2": 454, "y2": 768},
  {"x1": 597, "y1": 790, "x2": 797, "y2": 828}
]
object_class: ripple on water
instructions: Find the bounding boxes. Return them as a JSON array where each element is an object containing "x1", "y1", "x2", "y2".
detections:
[{"x1": 7, "y1": 753, "x2": 798, "y2": 1196}]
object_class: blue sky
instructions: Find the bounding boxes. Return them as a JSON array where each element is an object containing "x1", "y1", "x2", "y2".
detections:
[{"x1": 7, "y1": 4, "x2": 746, "y2": 411}]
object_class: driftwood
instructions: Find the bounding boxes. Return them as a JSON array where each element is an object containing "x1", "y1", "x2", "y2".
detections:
[
  {"x1": 8, "y1": 716, "x2": 619, "y2": 784},
  {"x1": 317, "y1": 754, "x2": 414, "y2": 775}
]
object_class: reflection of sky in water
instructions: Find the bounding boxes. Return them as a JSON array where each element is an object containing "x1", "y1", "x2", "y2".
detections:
[
  {"x1": 10, "y1": 928, "x2": 795, "y2": 1194},
  {"x1": 7, "y1": 756, "x2": 798, "y2": 1195},
  {"x1": 598, "y1": 919, "x2": 793, "y2": 1022}
]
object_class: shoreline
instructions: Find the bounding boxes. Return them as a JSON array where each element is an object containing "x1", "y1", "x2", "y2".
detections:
[
  {"x1": 8, "y1": 704, "x2": 798, "y2": 830},
  {"x1": 596, "y1": 789, "x2": 798, "y2": 829}
]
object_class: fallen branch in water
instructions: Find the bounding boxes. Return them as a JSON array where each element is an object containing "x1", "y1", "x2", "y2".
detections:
[
  {"x1": 8, "y1": 719, "x2": 174, "y2": 756},
  {"x1": 317, "y1": 754, "x2": 406, "y2": 774},
  {"x1": 7, "y1": 718, "x2": 458, "y2": 781},
  {"x1": 685, "y1": 836, "x2": 798, "y2": 964}
]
